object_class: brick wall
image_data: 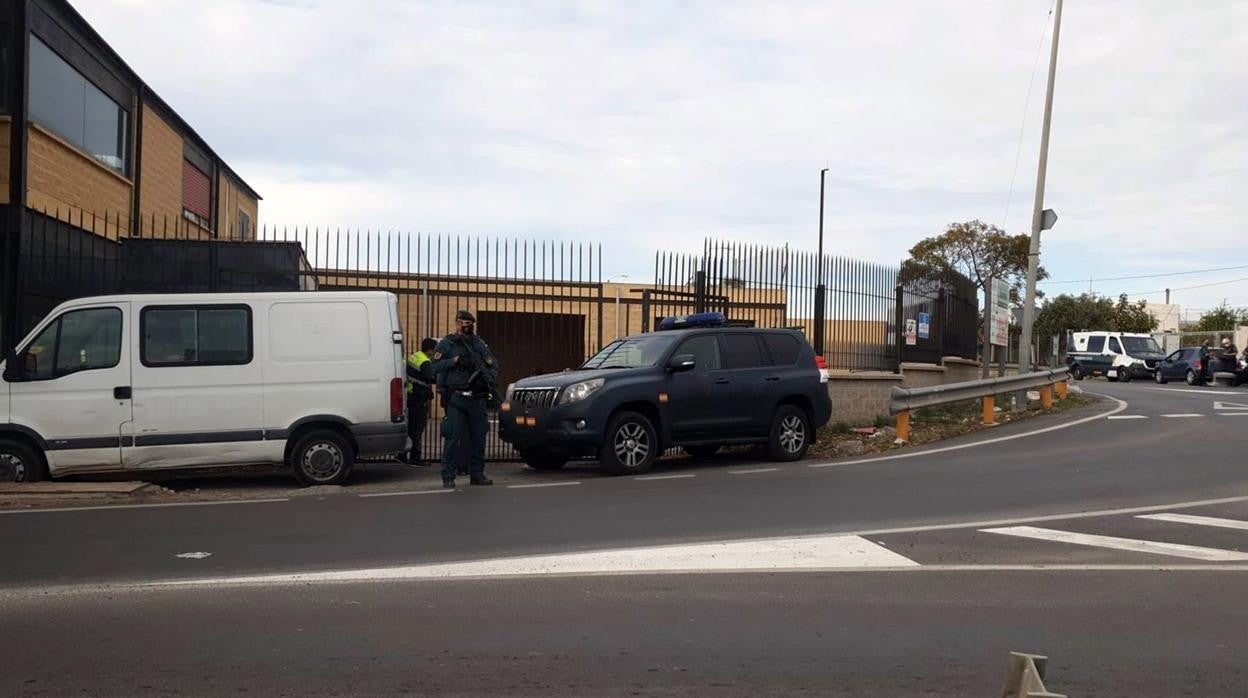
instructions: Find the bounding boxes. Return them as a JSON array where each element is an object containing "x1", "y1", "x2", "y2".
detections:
[
  {"x1": 826, "y1": 373, "x2": 904, "y2": 426},
  {"x1": 27, "y1": 125, "x2": 131, "y2": 238},
  {"x1": 137, "y1": 105, "x2": 184, "y2": 237},
  {"x1": 0, "y1": 116, "x2": 9, "y2": 204},
  {"x1": 217, "y1": 174, "x2": 259, "y2": 240}
]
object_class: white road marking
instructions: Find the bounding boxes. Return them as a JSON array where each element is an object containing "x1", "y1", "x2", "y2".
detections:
[
  {"x1": 1138, "y1": 513, "x2": 1248, "y2": 531},
  {"x1": 1161, "y1": 413, "x2": 1203, "y2": 418},
  {"x1": 634, "y1": 474, "x2": 696, "y2": 481},
  {"x1": 151, "y1": 534, "x2": 919, "y2": 586},
  {"x1": 358, "y1": 489, "x2": 453, "y2": 498},
  {"x1": 1107, "y1": 415, "x2": 1147, "y2": 420},
  {"x1": 808, "y1": 393, "x2": 1128, "y2": 469},
  {"x1": 1156, "y1": 388, "x2": 1237, "y2": 395},
  {"x1": 175, "y1": 552, "x2": 212, "y2": 560},
  {"x1": 0, "y1": 498, "x2": 290, "y2": 515},
  {"x1": 728, "y1": 467, "x2": 778, "y2": 475},
  {"x1": 506, "y1": 482, "x2": 582, "y2": 489},
  {"x1": 1213, "y1": 401, "x2": 1248, "y2": 410},
  {"x1": 1220, "y1": 412, "x2": 1248, "y2": 416},
  {"x1": 981, "y1": 526, "x2": 1248, "y2": 562}
]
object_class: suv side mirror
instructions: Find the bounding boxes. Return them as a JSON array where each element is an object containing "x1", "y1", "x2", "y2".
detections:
[{"x1": 667, "y1": 354, "x2": 696, "y2": 373}]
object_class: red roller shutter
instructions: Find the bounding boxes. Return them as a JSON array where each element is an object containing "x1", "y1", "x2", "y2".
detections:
[{"x1": 182, "y1": 160, "x2": 212, "y2": 219}]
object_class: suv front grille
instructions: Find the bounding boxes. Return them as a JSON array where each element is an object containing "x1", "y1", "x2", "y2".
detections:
[{"x1": 512, "y1": 388, "x2": 560, "y2": 410}]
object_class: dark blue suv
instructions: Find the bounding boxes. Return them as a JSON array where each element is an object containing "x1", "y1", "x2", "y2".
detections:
[{"x1": 498, "y1": 323, "x2": 832, "y2": 475}]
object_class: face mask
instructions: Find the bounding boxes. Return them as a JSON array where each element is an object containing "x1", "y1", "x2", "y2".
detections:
[{"x1": 462, "y1": 324, "x2": 476, "y2": 336}]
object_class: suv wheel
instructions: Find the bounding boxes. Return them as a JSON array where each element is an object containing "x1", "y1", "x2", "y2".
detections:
[
  {"x1": 522, "y1": 448, "x2": 568, "y2": 471},
  {"x1": 1185, "y1": 369, "x2": 1198, "y2": 386},
  {"x1": 290, "y1": 430, "x2": 353, "y2": 486},
  {"x1": 600, "y1": 411, "x2": 658, "y2": 475},
  {"x1": 0, "y1": 439, "x2": 45, "y2": 483},
  {"x1": 1154, "y1": 369, "x2": 1167, "y2": 384},
  {"x1": 768, "y1": 405, "x2": 810, "y2": 462}
]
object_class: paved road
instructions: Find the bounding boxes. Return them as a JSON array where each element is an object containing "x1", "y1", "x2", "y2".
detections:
[{"x1": 3, "y1": 380, "x2": 1247, "y2": 695}]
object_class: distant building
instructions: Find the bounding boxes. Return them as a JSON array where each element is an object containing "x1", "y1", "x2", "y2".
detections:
[{"x1": 1144, "y1": 302, "x2": 1182, "y2": 333}]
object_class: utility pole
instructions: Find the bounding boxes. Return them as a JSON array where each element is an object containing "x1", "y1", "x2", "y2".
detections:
[
  {"x1": 813, "y1": 168, "x2": 829, "y2": 355},
  {"x1": 1017, "y1": 0, "x2": 1064, "y2": 375}
]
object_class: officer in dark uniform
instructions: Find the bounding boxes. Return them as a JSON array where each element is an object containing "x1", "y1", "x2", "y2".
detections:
[{"x1": 430, "y1": 310, "x2": 500, "y2": 488}]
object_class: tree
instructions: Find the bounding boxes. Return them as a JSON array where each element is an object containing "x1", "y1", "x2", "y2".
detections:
[
  {"x1": 1193, "y1": 302, "x2": 1248, "y2": 332},
  {"x1": 899, "y1": 219, "x2": 1047, "y2": 296},
  {"x1": 1112, "y1": 294, "x2": 1159, "y2": 333},
  {"x1": 1034, "y1": 293, "x2": 1157, "y2": 340}
]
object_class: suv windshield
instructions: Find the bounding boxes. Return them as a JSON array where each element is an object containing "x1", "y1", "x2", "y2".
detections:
[
  {"x1": 1122, "y1": 337, "x2": 1161, "y2": 354},
  {"x1": 582, "y1": 335, "x2": 678, "y2": 369}
]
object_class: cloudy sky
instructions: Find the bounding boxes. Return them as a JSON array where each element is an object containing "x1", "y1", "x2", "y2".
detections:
[{"x1": 78, "y1": 0, "x2": 1248, "y2": 316}]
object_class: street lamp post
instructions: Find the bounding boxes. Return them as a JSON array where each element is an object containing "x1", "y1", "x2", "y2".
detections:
[
  {"x1": 814, "y1": 168, "x2": 829, "y2": 355},
  {"x1": 1018, "y1": 0, "x2": 1064, "y2": 376}
]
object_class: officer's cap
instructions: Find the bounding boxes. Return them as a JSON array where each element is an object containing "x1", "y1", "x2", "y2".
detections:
[{"x1": 456, "y1": 309, "x2": 476, "y2": 322}]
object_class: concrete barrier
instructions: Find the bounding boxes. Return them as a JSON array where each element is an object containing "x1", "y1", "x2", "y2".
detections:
[{"x1": 1001, "y1": 651, "x2": 1066, "y2": 698}]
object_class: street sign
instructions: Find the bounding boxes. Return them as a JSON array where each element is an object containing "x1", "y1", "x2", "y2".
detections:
[
  {"x1": 905, "y1": 318, "x2": 917, "y2": 346},
  {"x1": 1041, "y1": 208, "x2": 1059, "y2": 231},
  {"x1": 990, "y1": 278, "x2": 1010, "y2": 347},
  {"x1": 917, "y1": 312, "x2": 931, "y2": 340}
]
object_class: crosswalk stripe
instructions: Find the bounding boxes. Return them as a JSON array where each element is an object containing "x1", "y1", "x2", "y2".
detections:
[
  {"x1": 1138, "y1": 513, "x2": 1248, "y2": 531},
  {"x1": 980, "y1": 526, "x2": 1248, "y2": 562}
]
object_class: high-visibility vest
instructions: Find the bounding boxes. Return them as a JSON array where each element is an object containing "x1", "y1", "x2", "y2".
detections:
[{"x1": 406, "y1": 351, "x2": 431, "y2": 395}]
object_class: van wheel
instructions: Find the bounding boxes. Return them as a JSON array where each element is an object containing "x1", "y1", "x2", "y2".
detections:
[
  {"x1": 290, "y1": 430, "x2": 353, "y2": 486},
  {"x1": 1070, "y1": 364, "x2": 1085, "y2": 381},
  {"x1": 683, "y1": 445, "x2": 720, "y2": 460},
  {"x1": 522, "y1": 448, "x2": 568, "y2": 471},
  {"x1": 768, "y1": 405, "x2": 810, "y2": 462},
  {"x1": 1154, "y1": 370, "x2": 1167, "y2": 384},
  {"x1": 1120, "y1": 367, "x2": 1133, "y2": 383},
  {"x1": 0, "y1": 439, "x2": 45, "y2": 483},
  {"x1": 600, "y1": 411, "x2": 658, "y2": 475}
]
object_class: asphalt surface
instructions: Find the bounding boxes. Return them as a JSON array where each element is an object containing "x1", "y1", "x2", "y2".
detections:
[{"x1": 3, "y1": 379, "x2": 1248, "y2": 696}]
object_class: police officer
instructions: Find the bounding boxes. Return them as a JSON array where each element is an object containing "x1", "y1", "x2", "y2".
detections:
[
  {"x1": 404, "y1": 338, "x2": 437, "y2": 466},
  {"x1": 430, "y1": 310, "x2": 500, "y2": 488}
]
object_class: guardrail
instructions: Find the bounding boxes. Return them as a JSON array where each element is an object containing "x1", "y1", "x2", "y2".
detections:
[{"x1": 888, "y1": 367, "x2": 1071, "y2": 442}]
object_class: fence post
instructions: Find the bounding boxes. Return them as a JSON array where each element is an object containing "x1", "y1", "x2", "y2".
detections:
[
  {"x1": 894, "y1": 285, "x2": 904, "y2": 374},
  {"x1": 813, "y1": 283, "x2": 826, "y2": 356},
  {"x1": 694, "y1": 270, "x2": 707, "y2": 314},
  {"x1": 936, "y1": 287, "x2": 947, "y2": 364}
]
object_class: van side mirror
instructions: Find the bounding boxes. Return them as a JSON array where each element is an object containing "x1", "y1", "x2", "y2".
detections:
[
  {"x1": 3, "y1": 350, "x2": 26, "y2": 382},
  {"x1": 667, "y1": 354, "x2": 696, "y2": 373}
]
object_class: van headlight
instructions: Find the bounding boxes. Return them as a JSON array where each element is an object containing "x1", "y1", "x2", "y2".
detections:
[{"x1": 558, "y1": 378, "x2": 604, "y2": 405}]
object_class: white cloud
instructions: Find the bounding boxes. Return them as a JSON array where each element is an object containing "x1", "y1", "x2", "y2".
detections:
[{"x1": 75, "y1": 0, "x2": 1248, "y2": 310}]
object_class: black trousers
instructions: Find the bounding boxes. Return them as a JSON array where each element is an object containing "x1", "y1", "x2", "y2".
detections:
[{"x1": 407, "y1": 395, "x2": 431, "y2": 459}]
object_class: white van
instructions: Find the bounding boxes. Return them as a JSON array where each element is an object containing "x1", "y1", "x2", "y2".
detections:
[
  {"x1": 0, "y1": 291, "x2": 407, "y2": 485},
  {"x1": 1067, "y1": 330, "x2": 1166, "y2": 382}
]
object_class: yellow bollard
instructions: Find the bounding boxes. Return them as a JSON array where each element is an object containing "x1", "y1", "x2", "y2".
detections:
[
  {"x1": 982, "y1": 395, "x2": 996, "y2": 425},
  {"x1": 896, "y1": 410, "x2": 910, "y2": 442},
  {"x1": 1040, "y1": 385, "x2": 1053, "y2": 410},
  {"x1": 1055, "y1": 381, "x2": 1068, "y2": 400}
]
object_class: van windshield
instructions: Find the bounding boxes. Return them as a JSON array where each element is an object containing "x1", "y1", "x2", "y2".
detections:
[
  {"x1": 1122, "y1": 337, "x2": 1161, "y2": 354},
  {"x1": 582, "y1": 335, "x2": 678, "y2": 369}
]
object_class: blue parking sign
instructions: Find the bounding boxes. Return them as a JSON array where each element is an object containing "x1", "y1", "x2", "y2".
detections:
[{"x1": 917, "y1": 312, "x2": 931, "y2": 339}]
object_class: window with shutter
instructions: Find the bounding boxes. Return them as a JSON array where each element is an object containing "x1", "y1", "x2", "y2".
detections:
[{"x1": 182, "y1": 160, "x2": 212, "y2": 225}]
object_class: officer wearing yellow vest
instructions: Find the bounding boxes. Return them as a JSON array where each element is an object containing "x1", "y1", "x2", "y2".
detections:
[{"x1": 404, "y1": 338, "x2": 437, "y2": 465}]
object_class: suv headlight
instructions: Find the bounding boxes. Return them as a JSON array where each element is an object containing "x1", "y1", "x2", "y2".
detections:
[{"x1": 558, "y1": 378, "x2": 604, "y2": 405}]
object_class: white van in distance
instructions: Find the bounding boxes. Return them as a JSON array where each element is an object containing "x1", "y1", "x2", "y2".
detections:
[{"x1": 0, "y1": 291, "x2": 407, "y2": 485}]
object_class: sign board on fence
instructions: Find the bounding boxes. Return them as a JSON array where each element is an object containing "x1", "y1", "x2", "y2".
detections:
[
  {"x1": 905, "y1": 318, "x2": 918, "y2": 346},
  {"x1": 917, "y1": 312, "x2": 931, "y2": 340},
  {"x1": 990, "y1": 278, "x2": 1010, "y2": 347}
]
